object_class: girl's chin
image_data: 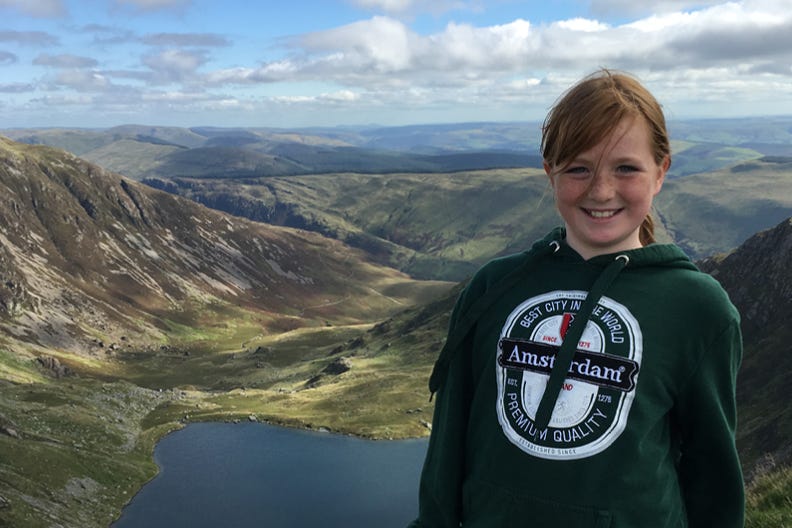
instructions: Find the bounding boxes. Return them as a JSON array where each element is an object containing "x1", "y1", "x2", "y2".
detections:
[{"x1": 567, "y1": 228, "x2": 642, "y2": 256}]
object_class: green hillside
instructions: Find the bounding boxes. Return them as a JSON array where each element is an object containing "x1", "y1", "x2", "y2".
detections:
[
  {"x1": 145, "y1": 169, "x2": 561, "y2": 281},
  {"x1": 656, "y1": 157, "x2": 792, "y2": 256},
  {"x1": 80, "y1": 138, "x2": 185, "y2": 179},
  {"x1": 145, "y1": 157, "x2": 792, "y2": 277},
  {"x1": 667, "y1": 142, "x2": 762, "y2": 177}
]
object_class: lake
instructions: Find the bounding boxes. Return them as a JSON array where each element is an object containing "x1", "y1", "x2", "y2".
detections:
[{"x1": 112, "y1": 422, "x2": 429, "y2": 528}]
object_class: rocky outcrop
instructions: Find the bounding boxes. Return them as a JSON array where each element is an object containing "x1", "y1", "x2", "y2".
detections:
[
  {"x1": 699, "y1": 217, "x2": 792, "y2": 341},
  {"x1": 322, "y1": 357, "x2": 352, "y2": 375},
  {"x1": 36, "y1": 355, "x2": 73, "y2": 378},
  {"x1": 699, "y1": 216, "x2": 792, "y2": 473}
]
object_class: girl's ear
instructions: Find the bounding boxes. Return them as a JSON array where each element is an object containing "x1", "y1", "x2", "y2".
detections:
[{"x1": 654, "y1": 155, "x2": 670, "y2": 195}]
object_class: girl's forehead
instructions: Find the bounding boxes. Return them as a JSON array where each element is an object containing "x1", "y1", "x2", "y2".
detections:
[{"x1": 570, "y1": 116, "x2": 649, "y2": 160}]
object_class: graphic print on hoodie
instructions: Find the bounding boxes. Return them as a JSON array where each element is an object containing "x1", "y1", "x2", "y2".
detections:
[{"x1": 496, "y1": 290, "x2": 641, "y2": 460}]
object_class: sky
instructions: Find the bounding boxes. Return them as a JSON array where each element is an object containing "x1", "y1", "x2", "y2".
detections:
[{"x1": 1, "y1": 0, "x2": 792, "y2": 129}]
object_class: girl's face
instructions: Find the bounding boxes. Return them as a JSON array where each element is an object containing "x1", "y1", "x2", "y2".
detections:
[{"x1": 545, "y1": 116, "x2": 669, "y2": 260}]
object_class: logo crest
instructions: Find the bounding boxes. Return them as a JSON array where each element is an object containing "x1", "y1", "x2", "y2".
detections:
[{"x1": 496, "y1": 291, "x2": 642, "y2": 460}]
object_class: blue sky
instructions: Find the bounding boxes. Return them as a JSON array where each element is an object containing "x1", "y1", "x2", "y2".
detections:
[{"x1": 1, "y1": 0, "x2": 791, "y2": 128}]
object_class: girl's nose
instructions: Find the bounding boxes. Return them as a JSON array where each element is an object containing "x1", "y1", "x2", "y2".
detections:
[{"x1": 588, "y1": 171, "x2": 615, "y2": 201}]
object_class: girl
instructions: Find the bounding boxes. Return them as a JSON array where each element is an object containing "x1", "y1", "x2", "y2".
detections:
[{"x1": 409, "y1": 70, "x2": 744, "y2": 527}]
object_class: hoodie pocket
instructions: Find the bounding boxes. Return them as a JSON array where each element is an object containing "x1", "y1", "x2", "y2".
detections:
[{"x1": 462, "y1": 476, "x2": 612, "y2": 528}]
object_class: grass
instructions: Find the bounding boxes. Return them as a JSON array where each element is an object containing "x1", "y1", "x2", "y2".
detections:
[
  {"x1": 0, "y1": 375, "x2": 167, "y2": 528},
  {"x1": 746, "y1": 465, "x2": 792, "y2": 527}
]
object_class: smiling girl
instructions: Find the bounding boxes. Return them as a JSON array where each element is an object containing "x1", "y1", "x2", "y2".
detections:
[{"x1": 409, "y1": 70, "x2": 744, "y2": 527}]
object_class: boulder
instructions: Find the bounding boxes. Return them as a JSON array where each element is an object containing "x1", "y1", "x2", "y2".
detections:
[{"x1": 322, "y1": 357, "x2": 352, "y2": 375}]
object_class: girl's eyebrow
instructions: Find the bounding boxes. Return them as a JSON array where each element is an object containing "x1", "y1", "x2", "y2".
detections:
[{"x1": 612, "y1": 156, "x2": 644, "y2": 165}]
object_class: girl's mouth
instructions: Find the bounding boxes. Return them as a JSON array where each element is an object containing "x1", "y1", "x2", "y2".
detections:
[{"x1": 583, "y1": 208, "x2": 622, "y2": 219}]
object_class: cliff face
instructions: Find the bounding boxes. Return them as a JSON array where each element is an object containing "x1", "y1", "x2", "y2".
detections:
[
  {"x1": 701, "y1": 217, "x2": 792, "y2": 340},
  {"x1": 0, "y1": 136, "x2": 426, "y2": 353},
  {"x1": 699, "y1": 217, "x2": 792, "y2": 472}
]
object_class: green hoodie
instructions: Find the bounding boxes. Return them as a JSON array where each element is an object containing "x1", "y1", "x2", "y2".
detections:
[{"x1": 410, "y1": 228, "x2": 743, "y2": 528}]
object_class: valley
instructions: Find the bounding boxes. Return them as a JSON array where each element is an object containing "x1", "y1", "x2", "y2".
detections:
[{"x1": 1, "y1": 119, "x2": 792, "y2": 527}]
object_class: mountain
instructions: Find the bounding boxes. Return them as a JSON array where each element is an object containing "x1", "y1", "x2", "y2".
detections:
[
  {"x1": 16, "y1": 118, "x2": 792, "y2": 184},
  {"x1": 699, "y1": 217, "x2": 792, "y2": 475},
  {"x1": 0, "y1": 136, "x2": 453, "y2": 354}
]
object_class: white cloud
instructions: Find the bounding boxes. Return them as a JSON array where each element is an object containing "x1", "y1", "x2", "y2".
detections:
[
  {"x1": 348, "y1": 0, "x2": 483, "y2": 16},
  {"x1": 142, "y1": 49, "x2": 209, "y2": 83},
  {"x1": 555, "y1": 18, "x2": 609, "y2": 32},
  {"x1": 590, "y1": 0, "x2": 725, "y2": 16},
  {"x1": 141, "y1": 33, "x2": 231, "y2": 47},
  {"x1": 0, "y1": 30, "x2": 59, "y2": 46},
  {"x1": 0, "y1": 50, "x2": 17, "y2": 64},
  {"x1": 32, "y1": 94, "x2": 94, "y2": 106},
  {"x1": 6, "y1": 0, "x2": 792, "y2": 127},
  {"x1": 114, "y1": 0, "x2": 190, "y2": 11},
  {"x1": 319, "y1": 89, "x2": 361, "y2": 102},
  {"x1": 53, "y1": 70, "x2": 111, "y2": 92},
  {"x1": 350, "y1": 0, "x2": 416, "y2": 12},
  {"x1": 0, "y1": 82, "x2": 33, "y2": 93},
  {"x1": 0, "y1": 0, "x2": 66, "y2": 18},
  {"x1": 299, "y1": 16, "x2": 417, "y2": 72},
  {"x1": 175, "y1": 1, "x2": 792, "y2": 124},
  {"x1": 239, "y1": 3, "x2": 792, "y2": 85},
  {"x1": 34, "y1": 53, "x2": 98, "y2": 68}
]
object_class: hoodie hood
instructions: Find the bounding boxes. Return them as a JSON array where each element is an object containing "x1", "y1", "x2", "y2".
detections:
[
  {"x1": 534, "y1": 226, "x2": 698, "y2": 271},
  {"x1": 429, "y1": 227, "x2": 698, "y2": 402}
]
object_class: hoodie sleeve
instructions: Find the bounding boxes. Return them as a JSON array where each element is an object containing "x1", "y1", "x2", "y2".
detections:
[
  {"x1": 408, "y1": 286, "x2": 477, "y2": 528},
  {"x1": 674, "y1": 317, "x2": 744, "y2": 527}
]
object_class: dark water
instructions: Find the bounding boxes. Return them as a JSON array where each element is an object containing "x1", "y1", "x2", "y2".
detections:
[{"x1": 112, "y1": 422, "x2": 428, "y2": 528}]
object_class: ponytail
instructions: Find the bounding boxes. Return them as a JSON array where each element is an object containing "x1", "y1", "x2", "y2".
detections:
[{"x1": 639, "y1": 214, "x2": 655, "y2": 246}]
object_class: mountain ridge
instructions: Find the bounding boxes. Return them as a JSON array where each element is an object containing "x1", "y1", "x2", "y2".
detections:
[
  {"x1": 0, "y1": 136, "x2": 449, "y2": 354},
  {"x1": 699, "y1": 217, "x2": 792, "y2": 475}
]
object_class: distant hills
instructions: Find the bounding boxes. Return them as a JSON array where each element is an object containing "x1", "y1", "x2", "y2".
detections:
[
  {"x1": 2, "y1": 123, "x2": 544, "y2": 180},
  {"x1": 138, "y1": 154, "x2": 792, "y2": 282},
  {"x1": 7, "y1": 117, "x2": 792, "y2": 181},
  {"x1": 657, "y1": 156, "x2": 792, "y2": 258},
  {"x1": 5, "y1": 118, "x2": 792, "y2": 267}
]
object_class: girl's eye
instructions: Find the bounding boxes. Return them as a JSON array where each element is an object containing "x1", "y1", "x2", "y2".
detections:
[
  {"x1": 564, "y1": 166, "x2": 589, "y2": 176},
  {"x1": 617, "y1": 165, "x2": 639, "y2": 174}
]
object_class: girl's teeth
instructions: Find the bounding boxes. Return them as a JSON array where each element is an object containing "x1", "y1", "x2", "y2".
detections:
[{"x1": 589, "y1": 210, "x2": 616, "y2": 218}]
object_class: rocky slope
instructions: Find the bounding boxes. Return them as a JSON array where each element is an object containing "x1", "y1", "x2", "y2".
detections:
[
  {"x1": 0, "y1": 136, "x2": 446, "y2": 355},
  {"x1": 699, "y1": 217, "x2": 792, "y2": 474}
]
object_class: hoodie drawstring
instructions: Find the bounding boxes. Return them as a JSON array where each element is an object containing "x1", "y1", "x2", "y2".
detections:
[
  {"x1": 428, "y1": 239, "x2": 561, "y2": 400},
  {"x1": 533, "y1": 254, "x2": 630, "y2": 431}
]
